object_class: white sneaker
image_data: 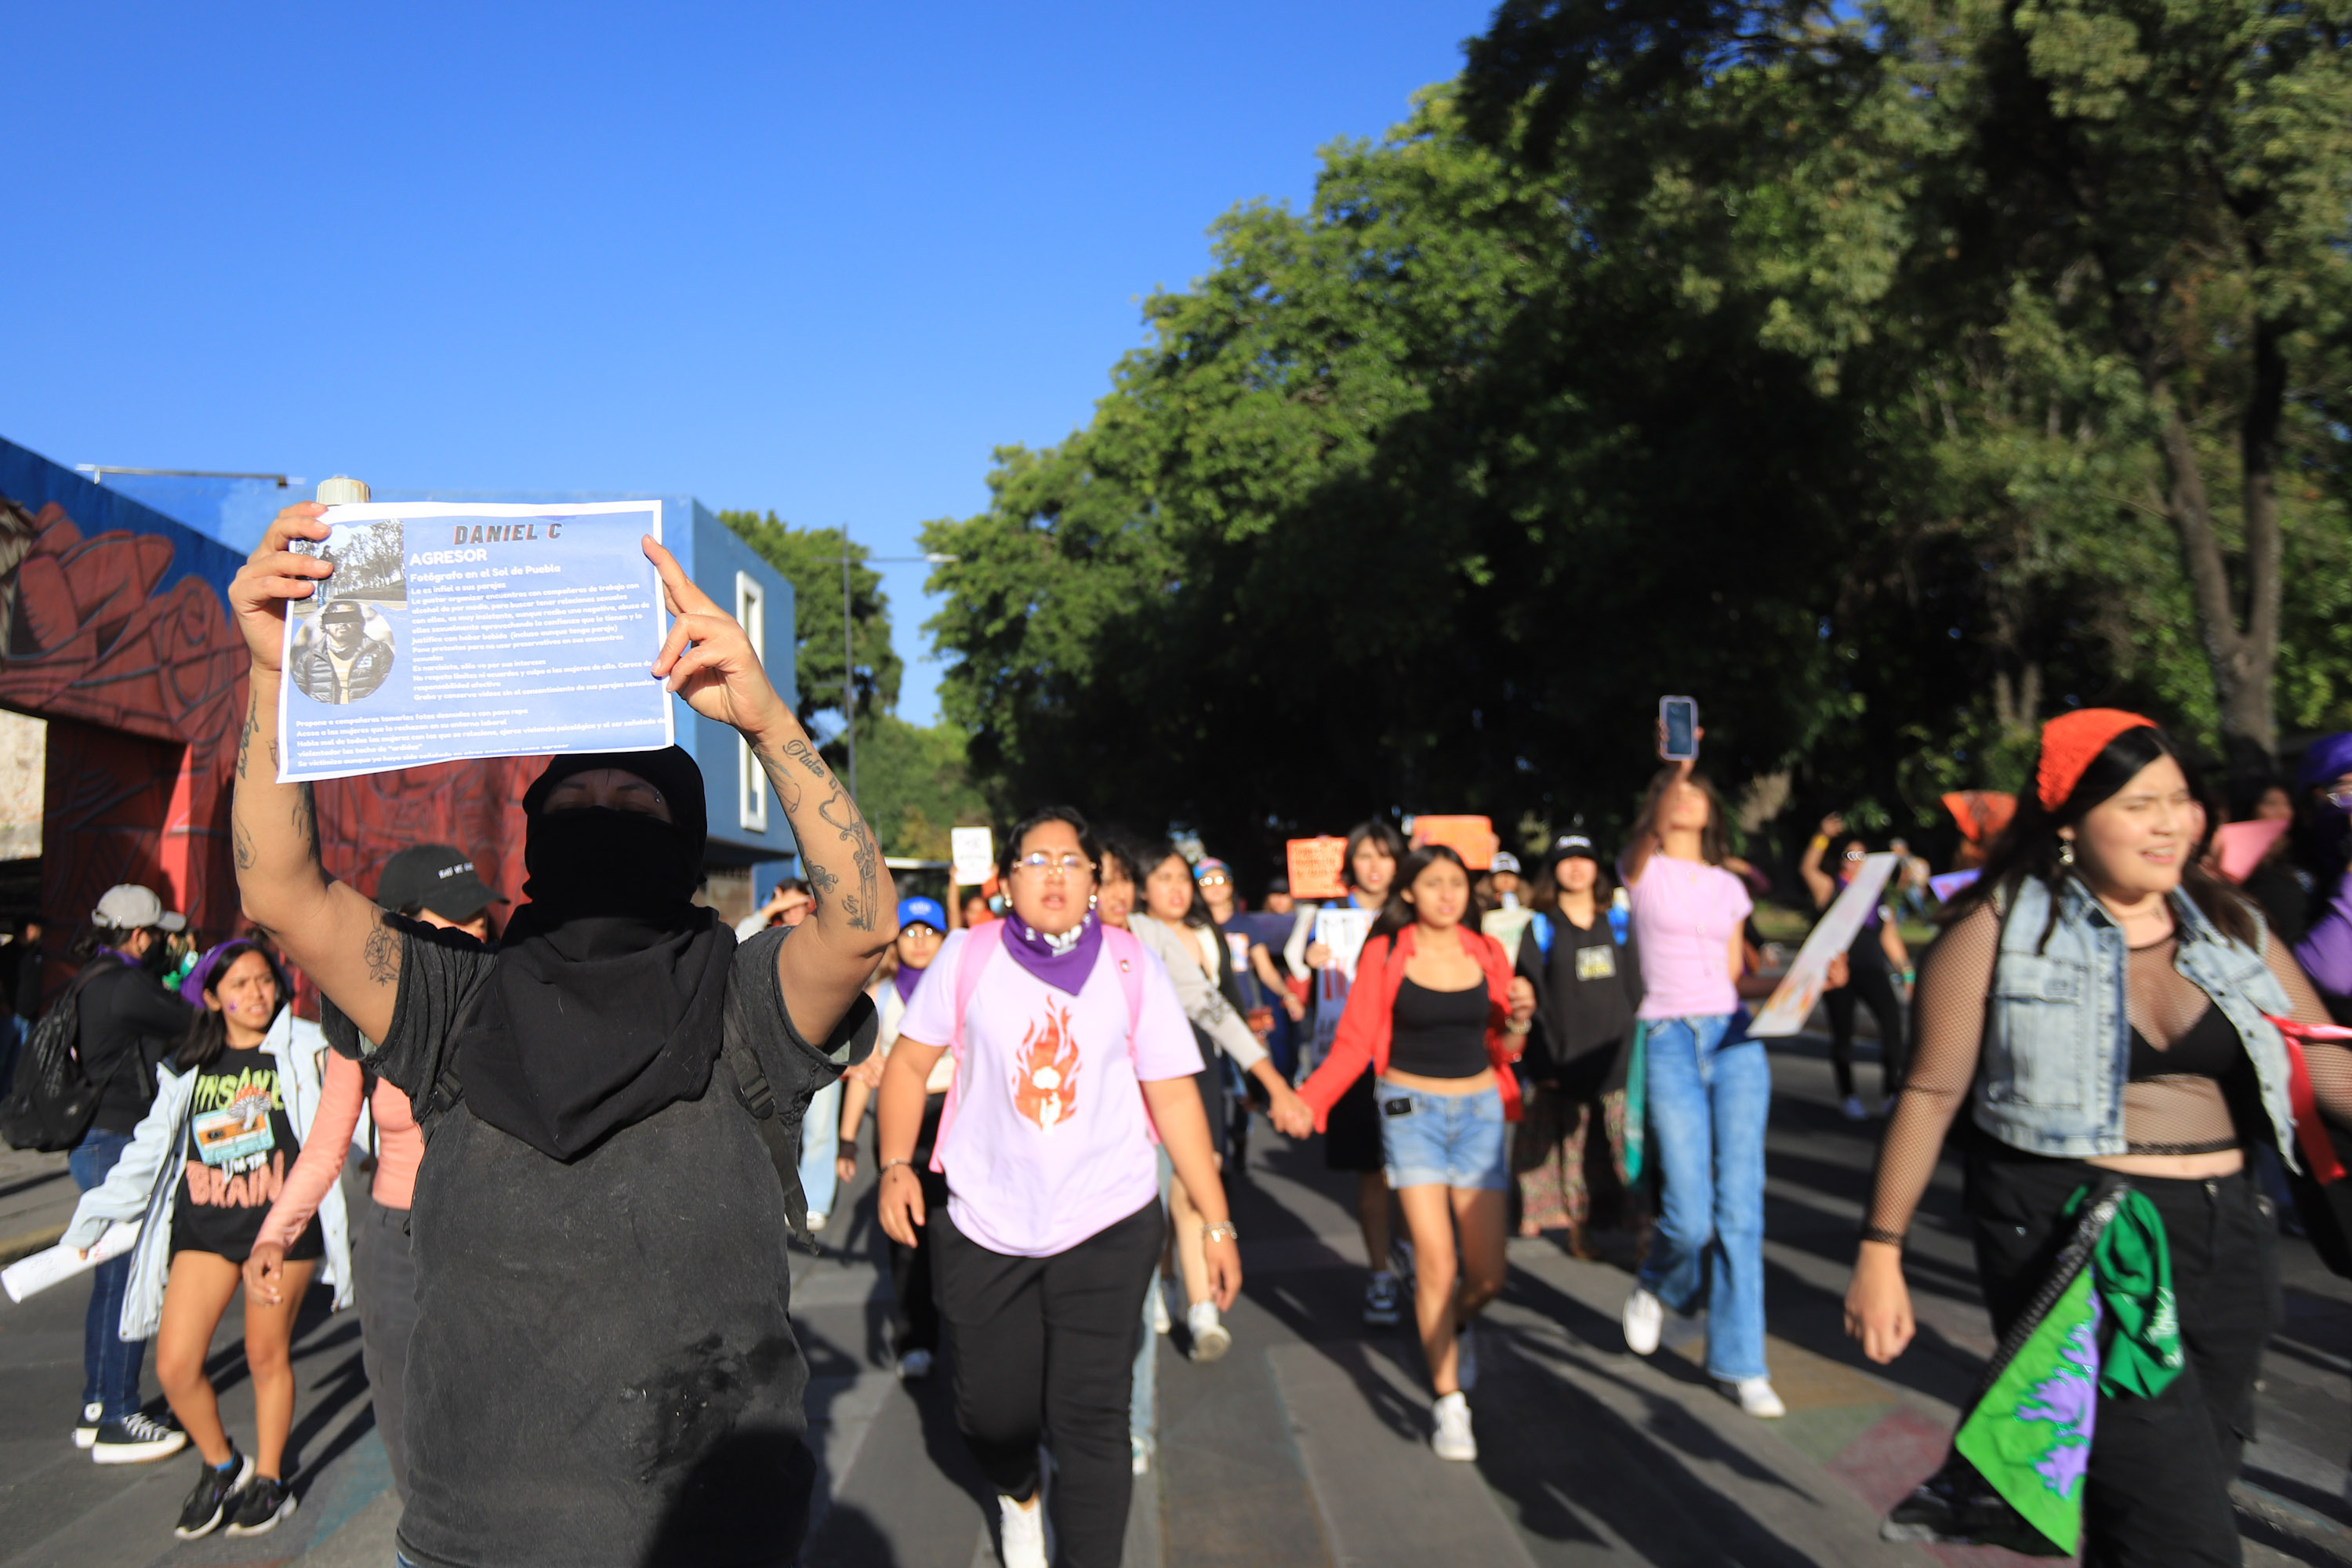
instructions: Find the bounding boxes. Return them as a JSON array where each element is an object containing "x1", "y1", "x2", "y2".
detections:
[
  {"x1": 1621, "y1": 1287, "x2": 1663, "y2": 1356},
  {"x1": 1430, "y1": 1390, "x2": 1477, "y2": 1461},
  {"x1": 1840, "y1": 1095, "x2": 1867, "y2": 1120},
  {"x1": 1731, "y1": 1377, "x2": 1786, "y2": 1418},
  {"x1": 74, "y1": 1403, "x2": 100, "y2": 1450},
  {"x1": 806, "y1": 1210, "x2": 828, "y2": 1234},
  {"x1": 996, "y1": 1491, "x2": 1050, "y2": 1568},
  {"x1": 1131, "y1": 1433, "x2": 1152, "y2": 1475},
  {"x1": 1151, "y1": 1277, "x2": 1172, "y2": 1335},
  {"x1": 1455, "y1": 1323, "x2": 1479, "y2": 1391},
  {"x1": 896, "y1": 1348, "x2": 932, "y2": 1381},
  {"x1": 1187, "y1": 1300, "x2": 1232, "y2": 1363}
]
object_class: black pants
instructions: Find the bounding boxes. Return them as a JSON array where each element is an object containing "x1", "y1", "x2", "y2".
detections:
[
  {"x1": 353, "y1": 1190, "x2": 419, "y2": 1501},
  {"x1": 888, "y1": 1095, "x2": 949, "y2": 1356},
  {"x1": 1966, "y1": 1150, "x2": 2277, "y2": 1567},
  {"x1": 932, "y1": 1197, "x2": 1166, "y2": 1568},
  {"x1": 1826, "y1": 953, "x2": 1907, "y2": 1098}
]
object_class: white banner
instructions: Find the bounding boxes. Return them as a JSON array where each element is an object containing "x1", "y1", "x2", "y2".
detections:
[
  {"x1": 1748, "y1": 852, "x2": 1899, "y2": 1038},
  {"x1": 950, "y1": 826, "x2": 995, "y2": 886},
  {"x1": 1308, "y1": 906, "x2": 1376, "y2": 1058},
  {"x1": 3, "y1": 1221, "x2": 139, "y2": 1304}
]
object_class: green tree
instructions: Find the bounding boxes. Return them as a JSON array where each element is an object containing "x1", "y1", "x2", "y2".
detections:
[{"x1": 716, "y1": 510, "x2": 903, "y2": 729}]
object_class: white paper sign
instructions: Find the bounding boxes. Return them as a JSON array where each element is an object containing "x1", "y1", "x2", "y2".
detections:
[
  {"x1": 2, "y1": 1221, "x2": 139, "y2": 1304},
  {"x1": 1308, "y1": 906, "x2": 1377, "y2": 1061},
  {"x1": 276, "y1": 501, "x2": 674, "y2": 783},
  {"x1": 950, "y1": 827, "x2": 995, "y2": 885},
  {"x1": 1748, "y1": 852, "x2": 1899, "y2": 1037}
]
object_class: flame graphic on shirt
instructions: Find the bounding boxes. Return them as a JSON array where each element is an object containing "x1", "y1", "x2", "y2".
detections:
[{"x1": 1011, "y1": 1003, "x2": 1083, "y2": 1131}]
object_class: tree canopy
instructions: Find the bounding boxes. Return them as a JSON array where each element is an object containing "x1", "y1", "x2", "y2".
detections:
[
  {"x1": 919, "y1": 0, "x2": 2352, "y2": 879},
  {"x1": 719, "y1": 508, "x2": 987, "y2": 859}
]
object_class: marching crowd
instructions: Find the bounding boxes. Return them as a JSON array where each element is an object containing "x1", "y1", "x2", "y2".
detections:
[{"x1": 15, "y1": 497, "x2": 2352, "y2": 1568}]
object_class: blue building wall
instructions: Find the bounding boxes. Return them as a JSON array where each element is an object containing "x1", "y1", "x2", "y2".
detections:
[{"x1": 0, "y1": 439, "x2": 250, "y2": 599}]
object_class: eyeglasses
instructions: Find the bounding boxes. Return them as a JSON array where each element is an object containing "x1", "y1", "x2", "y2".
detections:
[
  {"x1": 1011, "y1": 853, "x2": 1092, "y2": 878},
  {"x1": 2327, "y1": 784, "x2": 2352, "y2": 811}
]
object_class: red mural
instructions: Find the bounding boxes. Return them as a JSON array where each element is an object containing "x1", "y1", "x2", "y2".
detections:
[
  {"x1": 0, "y1": 492, "x2": 542, "y2": 1008},
  {"x1": 0, "y1": 496, "x2": 246, "y2": 953}
]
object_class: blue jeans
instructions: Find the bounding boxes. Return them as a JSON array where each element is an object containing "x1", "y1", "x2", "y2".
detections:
[
  {"x1": 1131, "y1": 1148, "x2": 1171, "y2": 1446},
  {"x1": 1375, "y1": 1080, "x2": 1509, "y2": 1191},
  {"x1": 798, "y1": 1079, "x2": 841, "y2": 1220},
  {"x1": 68, "y1": 1127, "x2": 146, "y2": 1421},
  {"x1": 1636, "y1": 1015, "x2": 1770, "y2": 1381}
]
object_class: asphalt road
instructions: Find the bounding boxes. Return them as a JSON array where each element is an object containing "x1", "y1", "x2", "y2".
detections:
[{"x1": 3, "y1": 1026, "x2": 2347, "y2": 1566}]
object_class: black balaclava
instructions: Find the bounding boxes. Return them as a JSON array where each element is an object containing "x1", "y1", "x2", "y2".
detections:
[{"x1": 457, "y1": 746, "x2": 735, "y2": 1162}]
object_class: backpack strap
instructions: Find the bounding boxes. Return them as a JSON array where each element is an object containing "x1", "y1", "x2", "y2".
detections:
[
  {"x1": 1098, "y1": 925, "x2": 1160, "y2": 1147},
  {"x1": 930, "y1": 922, "x2": 1005, "y2": 1174}
]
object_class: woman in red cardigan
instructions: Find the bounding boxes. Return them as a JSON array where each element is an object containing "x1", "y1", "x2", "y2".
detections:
[{"x1": 1294, "y1": 844, "x2": 1534, "y2": 1464}]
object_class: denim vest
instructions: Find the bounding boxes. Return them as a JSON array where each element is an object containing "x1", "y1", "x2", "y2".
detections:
[{"x1": 1974, "y1": 875, "x2": 2299, "y2": 1163}]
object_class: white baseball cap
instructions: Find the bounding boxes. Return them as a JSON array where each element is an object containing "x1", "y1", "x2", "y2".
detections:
[{"x1": 93, "y1": 884, "x2": 187, "y2": 933}]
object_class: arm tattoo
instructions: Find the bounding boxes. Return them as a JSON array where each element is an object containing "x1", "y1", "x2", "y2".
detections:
[
  {"x1": 364, "y1": 920, "x2": 400, "y2": 987},
  {"x1": 235, "y1": 700, "x2": 260, "y2": 782},
  {"x1": 291, "y1": 783, "x2": 320, "y2": 864},
  {"x1": 756, "y1": 738, "x2": 881, "y2": 931}
]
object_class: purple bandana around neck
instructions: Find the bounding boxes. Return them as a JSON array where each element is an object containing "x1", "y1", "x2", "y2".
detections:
[
  {"x1": 893, "y1": 963, "x2": 924, "y2": 1004},
  {"x1": 1001, "y1": 909, "x2": 1102, "y2": 995}
]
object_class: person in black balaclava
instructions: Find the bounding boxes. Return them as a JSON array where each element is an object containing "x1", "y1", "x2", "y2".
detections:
[{"x1": 223, "y1": 503, "x2": 896, "y2": 1568}]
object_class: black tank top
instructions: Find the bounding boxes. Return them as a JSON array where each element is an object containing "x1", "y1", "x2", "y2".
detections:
[{"x1": 1388, "y1": 978, "x2": 1490, "y2": 1079}]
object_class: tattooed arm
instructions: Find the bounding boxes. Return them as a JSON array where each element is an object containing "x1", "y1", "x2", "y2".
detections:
[
  {"x1": 227, "y1": 505, "x2": 405, "y2": 1042},
  {"x1": 644, "y1": 539, "x2": 897, "y2": 1042}
]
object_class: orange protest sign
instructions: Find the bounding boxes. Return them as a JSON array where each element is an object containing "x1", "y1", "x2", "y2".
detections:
[
  {"x1": 1286, "y1": 837, "x2": 1349, "y2": 901},
  {"x1": 1410, "y1": 815, "x2": 1500, "y2": 870}
]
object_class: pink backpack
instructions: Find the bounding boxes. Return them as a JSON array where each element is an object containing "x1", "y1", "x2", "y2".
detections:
[{"x1": 929, "y1": 921, "x2": 1153, "y2": 1174}]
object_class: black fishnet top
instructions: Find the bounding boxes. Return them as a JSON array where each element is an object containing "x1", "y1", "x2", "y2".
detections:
[{"x1": 1865, "y1": 901, "x2": 2352, "y2": 1240}]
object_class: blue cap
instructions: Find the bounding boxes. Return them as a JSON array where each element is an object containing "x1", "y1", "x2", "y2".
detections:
[{"x1": 898, "y1": 895, "x2": 948, "y2": 933}]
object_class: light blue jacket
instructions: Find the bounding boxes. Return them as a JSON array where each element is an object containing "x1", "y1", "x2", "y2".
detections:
[
  {"x1": 62, "y1": 1008, "x2": 351, "y2": 1341},
  {"x1": 1975, "y1": 875, "x2": 2299, "y2": 1163}
]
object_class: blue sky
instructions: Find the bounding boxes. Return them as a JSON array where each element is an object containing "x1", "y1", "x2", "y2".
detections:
[{"x1": 4, "y1": 2, "x2": 1496, "y2": 726}]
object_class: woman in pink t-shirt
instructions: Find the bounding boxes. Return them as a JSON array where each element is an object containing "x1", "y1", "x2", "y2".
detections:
[
  {"x1": 876, "y1": 807, "x2": 1234, "y2": 1568},
  {"x1": 1616, "y1": 727, "x2": 1786, "y2": 1419}
]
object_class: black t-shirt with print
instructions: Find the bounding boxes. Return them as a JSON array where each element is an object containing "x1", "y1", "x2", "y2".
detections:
[
  {"x1": 1519, "y1": 913, "x2": 1641, "y2": 1074},
  {"x1": 171, "y1": 1044, "x2": 322, "y2": 1262},
  {"x1": 360, "y1": 919, "x2": 870, "y2": 1568}
]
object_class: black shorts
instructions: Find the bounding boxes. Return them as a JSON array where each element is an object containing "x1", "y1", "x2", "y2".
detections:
[
  {"x1": 170, "y1": 1212, "x2": 324, "y2": 1267},
  {"x1": 1323, "y1": 1069, "x2": 1384, "y2": 1173}
]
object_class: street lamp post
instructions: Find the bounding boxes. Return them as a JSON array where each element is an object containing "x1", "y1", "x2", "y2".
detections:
[{"x1": 827, "y1": 527, "x2": 956, "y2": 801}]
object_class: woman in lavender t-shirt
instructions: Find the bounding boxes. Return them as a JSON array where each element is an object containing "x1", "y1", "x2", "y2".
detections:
[
  {"x1": 1616, "y1": 725, "x2": 1786, "y2": 1419},
  {"x1": 875, "y1": 807, "x2": 1236, "y2": 1568}
]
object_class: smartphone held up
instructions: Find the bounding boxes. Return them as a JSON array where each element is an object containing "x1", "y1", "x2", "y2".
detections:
[{"x1": 1661, "y1": 696, "x2": 1699, "y2": 761}]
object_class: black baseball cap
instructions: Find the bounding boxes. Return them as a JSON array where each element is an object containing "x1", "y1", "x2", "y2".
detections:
[
  {"x1": 1548, "y1": 834, "x2": 1600, "y2": 869},
  {"x1": 378, "y1": 844, "x2": 500, "y2": 921},
  {"x1": 321, "y1": 600, "x2": 365, "y2": 625}
]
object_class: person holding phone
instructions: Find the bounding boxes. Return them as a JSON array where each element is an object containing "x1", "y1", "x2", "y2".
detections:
[{"x1": 1617, "y1": 712, "x2": 1788, "y2": 1418}]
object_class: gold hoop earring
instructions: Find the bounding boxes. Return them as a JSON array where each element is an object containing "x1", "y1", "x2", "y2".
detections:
[{"x1": 2059, "y1": 841, "x2": 2075, "y2": 868}]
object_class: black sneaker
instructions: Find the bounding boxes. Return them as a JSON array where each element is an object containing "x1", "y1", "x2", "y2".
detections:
[
  {"x1": 92, "y1": 1411, "x2": 187, "y2": 1465},
  {"x1": 225, "y1": 1473, "x2": 298, "y2": 1536},
  {"x1": 174, "y1": 1451, "x2": 252, "y2": 1539}
]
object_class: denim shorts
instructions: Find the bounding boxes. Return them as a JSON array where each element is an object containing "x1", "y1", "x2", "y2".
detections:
[{"x1": 1375, "y1": 1079, "x2": 1508, "y2": 1191}]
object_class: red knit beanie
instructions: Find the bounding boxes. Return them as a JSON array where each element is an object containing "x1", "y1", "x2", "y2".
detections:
[{"x1": 2035, "y1": 709, "x2": 2157, "y2": 812}]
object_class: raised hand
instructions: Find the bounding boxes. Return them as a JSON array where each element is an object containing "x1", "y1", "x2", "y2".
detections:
[
  {"x1": 228, "y1": 504, "x2": 335, "y2": 672},
  {"x1": 644, "y1": 537, "x2": 789, "y2": 740}
]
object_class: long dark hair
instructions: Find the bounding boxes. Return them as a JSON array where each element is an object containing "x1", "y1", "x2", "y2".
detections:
[
  {"x1": 174, "y1": 942, "x2": 290, "y2": 1072},
  {"x1": 1530, "y1": 851, "x2": 1614, "y2": 914},
  {"x1": 1134, "y1": 838, "x2": 1211, "y2": 928},
  {"x1": 1636, "y1": 767, "x2": 1730, "y2": 866},
  {"x1": 1370, "y1": 845, "x2": 1475, "y2": 945},
  {"x1": 1342, "y1": 819, "x2": 1406, "y2": 891},
  {"x1": 1946, "y1": 723, "x2": 2256, "y2": 949}
]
